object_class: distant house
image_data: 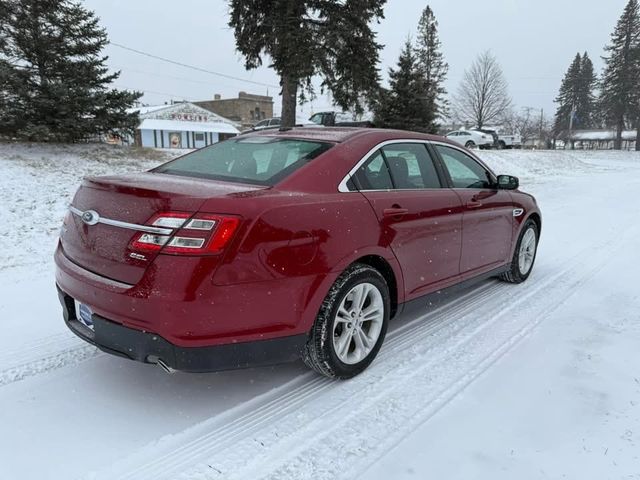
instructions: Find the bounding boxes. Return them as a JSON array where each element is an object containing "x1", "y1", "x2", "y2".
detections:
[
  {"x1": 130, "y1": 102, "x2": 240, "y2": 149},
  {"x1": 568, "y1": 129, "x2": 637, "y2": 150},
  {"x1": 195, "y1": 91, "x2": 274, "y2": 130}
]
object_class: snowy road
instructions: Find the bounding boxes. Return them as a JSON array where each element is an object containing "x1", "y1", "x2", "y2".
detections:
[{"x1": 1, "y1": 145, "x2": 639, "y2": 479}]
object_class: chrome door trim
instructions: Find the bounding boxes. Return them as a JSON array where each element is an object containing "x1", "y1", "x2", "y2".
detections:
[{"x1": 69, "y1": 206, "x2": 173, "y2": 235}]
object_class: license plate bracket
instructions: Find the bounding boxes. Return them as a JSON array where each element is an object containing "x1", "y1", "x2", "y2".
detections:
[{"x1": 75, "y1": 302, "x2": 94, "y2": 330}]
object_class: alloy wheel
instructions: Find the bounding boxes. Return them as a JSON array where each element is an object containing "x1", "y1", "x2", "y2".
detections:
[
  {"x1": 518, "y1": 227, "x2": 537, "y2": 275},
  {"x1": 332, "y1": 283, "x2": 384, "y2": 365}
]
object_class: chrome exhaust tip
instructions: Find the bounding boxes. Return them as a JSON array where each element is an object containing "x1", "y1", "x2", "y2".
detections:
[{"x1": 154, "y1": 357, "x2": 175, "y2": 374}]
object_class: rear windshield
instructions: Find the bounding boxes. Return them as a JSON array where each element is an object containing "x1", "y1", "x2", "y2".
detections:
[{"x1": 154, "y1": 137, "x2": 333, "y2": 186}]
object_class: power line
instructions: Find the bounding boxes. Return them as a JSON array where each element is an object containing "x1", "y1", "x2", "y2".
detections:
[
  {"x1": 112, "y1": 64, "x2": 239, "y2": 90},
  {"x1": 113, "y1": 84, "x2": 197, "y2": 101},
  {"x1": 109, "y1": 41, "x2": 279, "y2": 89}
]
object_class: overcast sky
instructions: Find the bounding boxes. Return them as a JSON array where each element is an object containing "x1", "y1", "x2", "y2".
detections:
[{"x1": 82, "y1": 0, "x2": 628, "y2": 122}]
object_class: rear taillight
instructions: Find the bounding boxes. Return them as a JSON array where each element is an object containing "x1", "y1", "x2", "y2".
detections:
[{"x1": 130, "y1": 212, "x2": 240, "y2": 255}]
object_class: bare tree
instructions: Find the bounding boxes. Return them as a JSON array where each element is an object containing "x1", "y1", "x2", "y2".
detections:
[
  {"x1": 500, "y1": 107, "x2": 538, "y2": 146},
  {"x1": 454, "y1": 51, "x2": 512, "y2": 128}
]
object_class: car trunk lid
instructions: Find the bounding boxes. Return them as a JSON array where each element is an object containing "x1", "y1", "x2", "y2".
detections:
[{"x1": 61, "y1": 172, "x2": 265, "y2": 285}]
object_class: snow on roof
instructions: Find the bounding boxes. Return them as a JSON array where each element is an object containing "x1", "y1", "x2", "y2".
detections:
[
  {"x1": 131, "y1": 102, "x2": 241, "y2": 128},
  {"x1": 571, "y1": 130, "x2": 637, "y2": 141},
  {"x1": 139, "y1": 119, "x2": 239, "y2": 135},
  {"x1": 128, "y1": 105, "x2": 172, "y2": 115}
]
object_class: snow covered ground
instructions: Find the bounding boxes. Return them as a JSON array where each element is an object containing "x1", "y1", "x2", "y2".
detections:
[{"x1": 0, "y1": 143, "x2": 639, "y2": 480}]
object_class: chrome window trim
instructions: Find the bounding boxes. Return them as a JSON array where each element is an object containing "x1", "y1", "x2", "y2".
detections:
[
  {"x1": 69, "y1": 206, "x2": 173, "y2": 235},
  {"x1": 338, "y1": 139, "x2": 434, "y2": 193},
  {"x1": 338, "y1": 139, "x2": 495, "y2": 193}
]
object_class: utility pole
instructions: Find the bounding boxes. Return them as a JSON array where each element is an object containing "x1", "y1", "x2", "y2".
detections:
[
  {"x1": 568, "y1": 104, "x2": 576, "y2": 150},
  {"x1": 539, "y1": 108, "x2": 544, "y2": 148}
]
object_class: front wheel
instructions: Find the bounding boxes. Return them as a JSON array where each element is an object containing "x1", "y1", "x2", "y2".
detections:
[
  {"x1": 465, "y1": 141, "x2": 476, "y2": 149},
  {"x1": 501, "y1": 220, "x2": 539, "y2": 283},
  {"x1": 303, "y1": 264, "x2": 390, "y2": 379}
]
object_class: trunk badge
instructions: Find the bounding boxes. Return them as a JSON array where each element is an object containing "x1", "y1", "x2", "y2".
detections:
[
  {"x1": 129, "y1": 252, "x2": 148, "y2": 261},
  {"x1": 81, "y1": 210, "x2": 100, "y2": 226}
]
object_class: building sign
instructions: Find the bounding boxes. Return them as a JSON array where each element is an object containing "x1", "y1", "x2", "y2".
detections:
[
  {"x1": 147, "y1": 103, "x2": 227, "y2": 124},
  {"x1": 170, "y1": 113, "x2": 210, "y2": 122}
]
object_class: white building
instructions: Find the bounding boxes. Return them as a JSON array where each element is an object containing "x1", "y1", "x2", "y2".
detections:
[
  {"x1": 569, "y1": 129, "x2": 637, "y2": 150},
  {"x1": 131, "y1": 102, "x2": 240, "y2": 149}
]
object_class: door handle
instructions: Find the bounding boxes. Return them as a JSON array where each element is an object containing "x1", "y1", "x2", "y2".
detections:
[
  {"x1": 466, "y1": 201, "x2": 483, "y2": 209},
  {"x1": 383, "y1": 207, "x2": 409, "y2": 218}
]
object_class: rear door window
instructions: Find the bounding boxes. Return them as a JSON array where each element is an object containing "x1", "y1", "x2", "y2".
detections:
[
  {"x1": 381, "y1": 143, "x2": 441, "y2": 189},
  {"x1": 352, "y1": 151, "x2": 394, "y2": 190}
]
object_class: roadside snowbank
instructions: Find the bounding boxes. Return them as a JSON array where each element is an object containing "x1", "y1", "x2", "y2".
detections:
[{"x1": 0, "y1": 143, "x2": 181, "y2": 273}]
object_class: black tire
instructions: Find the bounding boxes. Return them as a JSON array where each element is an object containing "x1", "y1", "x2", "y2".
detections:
[
  {"x1": 303, "y1": 263, "x2": 390, "y2": 379},
  {"x1": 498, "y1": 141, "x2": 506, "y2": 150},
  {"x1": 501, "y1": 219, "x2": 539, "y2": 284},
  {"x1": 465, "y1": 141, "x2": 476, "y2": 149}
]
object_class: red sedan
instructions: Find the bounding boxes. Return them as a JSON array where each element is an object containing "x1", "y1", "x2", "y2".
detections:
[{"x1": 55, "y1": 128, "x2": 541, "y2": 379}]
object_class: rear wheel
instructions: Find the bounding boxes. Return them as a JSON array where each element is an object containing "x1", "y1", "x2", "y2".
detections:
[
  {"x1": 501, "y1": 220, "x2": 539, "y2": 283},
  {"x1": 498, "y1": 140, "x2": 507, "y2": 149},
  {"x1": 465, "y1": 141, "x2": 476, "y2": 149},
  {"x1": 303, "y1": 264, "x2": 390, "y2": 379}
]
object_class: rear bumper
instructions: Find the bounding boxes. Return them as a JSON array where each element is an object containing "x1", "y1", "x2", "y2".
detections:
[
  {"x1": 57, "y1": 286, "x2": 307, "y2": 372},
  {"x1": 54, "y1": 243, "x2": 321, "y2": 347}
]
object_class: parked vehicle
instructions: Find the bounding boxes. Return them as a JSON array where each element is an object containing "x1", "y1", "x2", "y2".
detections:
[
  {"x1": 309, "y1": 111, "x2": 374, "y2": 128},
  {"x1": 251, "y1": 117, "x2": 313, "y2": 131},
  {"x1": 445, "y1": 129, "x2": 494, "y2": 149},
  {"x1": 474, "y1": 128, "x2": 522, "y2": 149},
  {"x1": 252, "y1": 117, "x2": 282, "y2": 130},
  {"x1": 497, "y1": 132, "x2": 522, "y2": 149},
  {"x1": 55, "y1": 128, "x2": 541, "y2": 379}
]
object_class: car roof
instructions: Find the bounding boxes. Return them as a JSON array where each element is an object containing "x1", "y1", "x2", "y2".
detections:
[{"x1": 238, "y1": 127, "x2": 447, "y2": 144}]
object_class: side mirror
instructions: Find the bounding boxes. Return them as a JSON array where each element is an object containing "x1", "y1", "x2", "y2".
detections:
[{"x1": 497, "y1": 175, "x2": 519, "y2": 190}]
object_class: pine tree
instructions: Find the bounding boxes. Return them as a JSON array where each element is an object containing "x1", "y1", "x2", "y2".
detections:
[
  {"x1": 576, "y1": 53, "x2": 598, "y2": 129},
  {"x1": 374, "y1": 39, "x2": 433, "y2": 132},
  {"x1": 554, "y1": 52, "x2": 598, "y2": 145},
  {"x1": 229, "y1": 0, "x2": 385, "y2": 128},
  {"x1": 631, "y1": 23, "x2": 640, "y2": 150},
  {"x1": 0, "y1": 0, "x2": 141, "y2": 142},
  {"x1": 415, "y1": 5, "x2": 448, "y2": 132},
  {"x1": 600, "y1": 0, "x2": 640, "y2": 150},
  {"x1": 553, "y1": 53, "x2": 582, "y2": 141}
]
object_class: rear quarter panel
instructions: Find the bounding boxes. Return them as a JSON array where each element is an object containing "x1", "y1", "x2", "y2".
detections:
[{"x1": 211, "y1": 191, "x2": 404, "y2": 332}]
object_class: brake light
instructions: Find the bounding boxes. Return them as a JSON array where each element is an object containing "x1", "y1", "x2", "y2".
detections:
[{"x1": 130, "y1": 212, "x2": 240, "y2": 255}]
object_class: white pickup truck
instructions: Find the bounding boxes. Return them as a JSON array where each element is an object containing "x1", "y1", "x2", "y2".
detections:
[
  {"x1": 496, "y1": 132, "x2": 522, "y2": 149},
  {"x1": 474, "y1": 128, "x2": 522, "y2": 149}
]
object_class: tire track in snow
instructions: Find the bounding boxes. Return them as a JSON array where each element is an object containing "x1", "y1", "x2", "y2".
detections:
[
  {"x1": 89, "y1": 242, "x2": 592, "y2": 480},
  {"x1": 85, "y1": 282, "x2": 504, "y2": 480},
  {"x1": 94, "y1": 226, "x2": 633, "y2": 480},
  {"x1": 226, "y1": 232, "x2": 633, "y2": 480},
  {"x1": 0, "y1": 333, "x2": 99, "y2": 387}
]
